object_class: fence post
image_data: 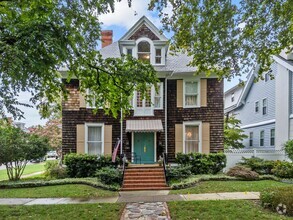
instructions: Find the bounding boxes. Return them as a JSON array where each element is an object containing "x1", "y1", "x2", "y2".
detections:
[{"x1": 253, "y1": 149, "x2": 257, "y2": 157}]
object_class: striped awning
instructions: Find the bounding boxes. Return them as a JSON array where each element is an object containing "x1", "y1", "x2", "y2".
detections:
[{"x1": 126, "y1": 120, "x2": 164, "y2": 132}]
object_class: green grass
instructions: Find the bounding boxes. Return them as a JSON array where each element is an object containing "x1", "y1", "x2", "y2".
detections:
[
  {"x1": 170, "y1": 180, "x2": 291, "y2": 194},
  {"x1": 0, "y1": 203, "x2": 124, "y2": 220},
  {"x1": 0, "y1": 162, "x2": 46, "y2": 181},
  {"x1": 0, "y1": 184, "x2": 118, "y2": 198},
  {"x1": 168, "y1": 200, "x2": 293, "y2": 220}
]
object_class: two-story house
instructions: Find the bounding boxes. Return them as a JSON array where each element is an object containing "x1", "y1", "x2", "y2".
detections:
[
  {"x1": 61, "y1": 16, "x2": 224, "y2": 163},
  {"x1": 225, "y1": 50, "x2": 293, "y2": 150}
]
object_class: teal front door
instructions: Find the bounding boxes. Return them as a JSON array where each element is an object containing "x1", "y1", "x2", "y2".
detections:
[{"x1": 133, "y1": 132, "x2": 155, "y2": 164}]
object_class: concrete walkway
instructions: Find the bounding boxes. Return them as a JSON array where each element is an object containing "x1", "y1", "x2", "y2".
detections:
[{"x1": 0, "y1": 191, "x2": 260, "y2": 206}]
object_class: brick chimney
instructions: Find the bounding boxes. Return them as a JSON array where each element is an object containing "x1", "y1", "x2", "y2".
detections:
[{"x1": 101, "y1": 30, "x2": 113, "y2": 48}]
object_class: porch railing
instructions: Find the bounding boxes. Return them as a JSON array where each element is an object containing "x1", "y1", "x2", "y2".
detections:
[{"x1": 162, "y1": 153, "x2": 168, "y2": 183}]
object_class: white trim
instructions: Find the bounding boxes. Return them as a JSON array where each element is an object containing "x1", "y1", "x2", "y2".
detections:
[
  {"x1": 85, "y1": 123, "x2": 104, "y2": 155},
  {"x1": 183, "y1": 121, "x2": 202, "y2": 153},
  {"x1": 273, "y1": 55, "x2": 293, "y2": 72},
  {"x1": 183, "y1": 80, "x2": 200, "y2": 108},
  {"x1": 153, "y1": 82, "x2": 164, "y2": 110},
  {"x1": 241, "y1": 119, "x2": 275, "y2": 129}
]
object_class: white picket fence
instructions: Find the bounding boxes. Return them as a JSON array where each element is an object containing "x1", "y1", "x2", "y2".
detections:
[{"x1": 224, "y1": 149, "x2": 289, "y2": 172}]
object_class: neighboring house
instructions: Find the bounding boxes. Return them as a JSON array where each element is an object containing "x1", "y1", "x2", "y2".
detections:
[
  {"x1": 224, "y1": 83, "x2": 245, "y2": 115},
  {"x1": 61, "y1": 16, "x2": 224, "y2": 163},
  {"x1": 225, "y1": 50, "x2": 293, "y2": 150}
]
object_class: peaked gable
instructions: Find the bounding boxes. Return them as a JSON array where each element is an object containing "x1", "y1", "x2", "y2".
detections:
[{"x1": 128, "y1": 24, "x2": 160, "y2": 41}]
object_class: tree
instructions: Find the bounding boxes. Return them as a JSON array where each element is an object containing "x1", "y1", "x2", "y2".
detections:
[
  {"x1": 284, "y1": 140, "x2": 293, "y2": 161},
  {"x1": 29, "y1": 118, "x2": 62, "y2": 151},
  {"x1": 150, "y1": 0, "x2": 293, "y2": 80},
  {"x1": 224, "y1": 116, "x2": 248, "y2": 149},
  {"x1": 0, "y1": 120, "x2": 49, "y2": 181},
  {"x1": 0, "y1": 0, "x2": 157, "y2": 119}
]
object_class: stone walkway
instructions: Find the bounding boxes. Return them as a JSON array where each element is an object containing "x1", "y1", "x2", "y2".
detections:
[{"x1": 121, "y1": 202, "x2": 170, "y2": 220}]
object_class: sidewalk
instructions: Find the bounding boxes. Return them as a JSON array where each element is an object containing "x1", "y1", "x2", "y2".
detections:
[{"x1": 0, "y1": 191, "x2": 260, "y2": 206}]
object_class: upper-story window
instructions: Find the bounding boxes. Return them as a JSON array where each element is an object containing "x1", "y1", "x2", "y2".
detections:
[
  {"x1": 184, "y1": 81, "x2": 199, "y2": 107},
  {"x1": 154, "y1": 82, "x2": 163, "y2": 109},
  {"x1": 86, "y1": 124, "x2": 103, "y2": 155},
  {"x1": 255, "y1": 101, "x2": 259, "y2": 113},
  {"x1": 155, "y1": 48, "x2": 162, "y2": 64},
  {"x1": 262, "y1": 98, "x2": 267, "y2": 115},
  {"x1": 137, "y1": 41, "x2": 150, "y2": 62},
  {"x1": 260, "y1": 130, "x2": 264, "y2": 146},
  {"x1": 231, "y1": 92, "x2": 235, "y2": 102},
  {"x1": 265, "y1": 73, "x2": 270, "y2": 82},
  {"x1": 127, "y1": 48, "x2": 132, "y2": 56}
]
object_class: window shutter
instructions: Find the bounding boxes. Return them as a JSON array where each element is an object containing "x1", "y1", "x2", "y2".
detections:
[
  {"x1": 200, "y1": 79, "x2": 207, "y2": 107},
  {"x1": 104, "y1": 125, "x2": 112, "y2": 155},
  {"x1": 76, "y1": 124, "x2": 85, "y2": 153},
  {"x1": 175, "y1": 124, "x2": 183, "y2": 154},
  {"x1": 177, "y1": 80, "x2": 183, "y2": 107},
  {"x1": 79, "y1": 92, "x2": 86, "y2": 108},
  {"x1": 202, "y1": 122, "x2": 210, "y2": 153}
]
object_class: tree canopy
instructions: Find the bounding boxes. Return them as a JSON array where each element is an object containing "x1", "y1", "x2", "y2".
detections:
[
  {"x1": 150, "y1": 0, "x2": 293, "y2": 80},
  {"x1": 0, "y1": 0, "x2": 157, "y2": 119}
]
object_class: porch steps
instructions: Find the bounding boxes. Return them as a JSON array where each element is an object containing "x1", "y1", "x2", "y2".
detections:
[{"x1": 121, "y1": 166, "x2": 170, "y2": 191}]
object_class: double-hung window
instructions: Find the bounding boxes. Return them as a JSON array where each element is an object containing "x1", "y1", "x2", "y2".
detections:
[
  {"x1": 260, "y1": 130, "x2": 264, "y2": 147},
  {"x1": 154, "y1": 82, "x2": 163, "y2": 109},
  {"x1": 184, "y1": 124, "x2": 200, "y2": 153},
  {"x1": 137, "y1": 41, "x2": 150, "y2": 63},
  {"x1": 184, "y1": 81, "x2": 199, "y2": 107},
  {"x1": 155, "y1": 48, "x2": 162, "y2": 64},
  {"x1": 270, "y1": 129, "x2": 275, "y2": 146},
  {"x1": 262, "y1": 99, "x2": 267, "y2": 115},
  {"x1": 231, "y1": 92, "x2": 235, "y2": 102},
  {"x1": 255, "y1": 101, "x2": 259, "y2": 113},
  {"x1": 249, "y1": 132, "x2": 253, "y2": 147},
  {"x1": 86, "y1": 124, "x2": 103, "y2": 155}
]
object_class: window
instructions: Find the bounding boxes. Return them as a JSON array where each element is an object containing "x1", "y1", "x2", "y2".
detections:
[
  {"x1": 262, "y1": 98, "x2": 267, "y2": 115},
  {"x1": 260, "y1": 130, "x2": 264, "y2": 146},
  {"x1": 249, "y1": 132, "x2": 253, "y2": 147},
  {"x1": 185, "y1": 125, "x2": 199, "y2": 153},
  {"x1": 137, "y1": 41, "x2": 150, "y2": 62},
  {"x1": 154, "y1": 82, "x2": 163, "y2": 109},
  {"x1": 255, "y1": 101, "x2": 259, "y2": 113},
  {"x1": 127, "y1": 48, "x2": 132, "y2": 56},
  {"x1": 184, "y1": 81, "x2": 199, "y2": 107},
  {"x1": 231, "y1": 92, "x2": 235, "y2": 102},
  {"x1": 270, "y1": 129, "x2": 275, "y2": 146},
  {"x1": 265, "y1": 73, "x2": 270, "y2": 82},
  {"x1": 155, "y1": 48, "x2": 162, "y2": 64},
  {"x1": 86, "y1": 125, "x2": 103, "y2": 155}
]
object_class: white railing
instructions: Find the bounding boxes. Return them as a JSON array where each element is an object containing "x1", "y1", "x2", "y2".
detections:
[{"x1": 224, "y1": 148, "x2": 289, "y2": 171}]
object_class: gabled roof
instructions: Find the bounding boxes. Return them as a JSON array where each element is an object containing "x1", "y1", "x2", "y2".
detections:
[
  {"x1": 273, "y1": 55, "x2": 293, "y2": 72},
  {"x1": 119, "y1": 16, "x2": 168, "y2": 41}
]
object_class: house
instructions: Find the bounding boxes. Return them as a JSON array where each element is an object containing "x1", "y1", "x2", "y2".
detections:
[
  {"x1": 224, "y1": 83, "x2": 245, "y2": 115},
  {"x1": 61, "y1": 16, "x2": 224, "y2": 163},
  {"x1": 225, "y1": 50, "x2": 293, "y2": 150}
]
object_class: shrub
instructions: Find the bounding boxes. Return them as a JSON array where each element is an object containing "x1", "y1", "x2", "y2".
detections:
[
  {"x1": 176, "y1": 152, "x2": 226, "y2": 175},
  {"x1": 226, "y1": 165, "x2": 259, "y2": 180},
  {"x1": 238, "y1": 157, "x2": 277, "y2": 175},
  {"x1": 284, "y1": 140, "x2": 293, "y2": 161},
  {"x1": 166, "y1": 165, "x2": 192, "y2": 180},
  {"x1": 261, "y1": 186, "x2": 293, "y2": 216},
  {"x1": 96, "y1": 167, "x2": 122, "y2": 185},
  {"x1": 272, "y1": 161, "x2": 293, "y2": 178},
  {"x1": 64, "y1": 153, "x2": 119, "y2": 178},
  {"x1": 44, "y1": 160, "x2": 67, "y2": 179}
]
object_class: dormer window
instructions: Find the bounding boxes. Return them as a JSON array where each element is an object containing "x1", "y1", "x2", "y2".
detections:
[
  {"x1": 155, "y1": 48, "x2": 162, "y2": 64},
  {"x1": 137, "y1": 41, "x2": 150, "y2": 62},
  {"x1": 127, "y1": 48, "x2": 132, "y2": 56}
]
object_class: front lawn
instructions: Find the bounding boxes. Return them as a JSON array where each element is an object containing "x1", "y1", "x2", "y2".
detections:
[
  {"x1": 168, "y1": 200, "x2": 293, "y2": 220},
  {"x1": 170, "y1": 180, "x2": 291, "y2": 194},
  {"x1": 0, "y1": 184, "x2": 118, "y2": 198},
  {"x1": 0, "y1": 203, "x2": 124, "y2": 220},
  {"x1": 0, "y1": 162, "x2": 46, "y2": 181}
]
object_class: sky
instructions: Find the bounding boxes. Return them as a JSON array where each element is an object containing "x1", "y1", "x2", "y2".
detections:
[{"x1": 13, "y1": 0, "x2": 246, "y2": 127}]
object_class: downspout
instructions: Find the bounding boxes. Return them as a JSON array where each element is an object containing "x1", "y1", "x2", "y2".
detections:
[
  {"x1": 165, "y1": 71, "x2": 174, "y2": 155},
  {"x1": 120, "y1": 105, "x2": 123, "y2": 155}
]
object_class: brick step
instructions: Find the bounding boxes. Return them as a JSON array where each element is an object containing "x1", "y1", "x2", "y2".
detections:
[
  {"x1": 125, "y1": 169, "x2": 164, "y2": 173},
  {"x1": 124, "y1": 175, "x2": 166, "y2": 180},
  {"x1": 123, "y1": 179, "x2": 166, "y2": 184},
  {"x1": 127, "y1": 166, "x2": 162, "y2": 169},
  {"x1": 121, "y1": 187, "x2": 171, "y2": 191},
  {"x1": 123, "y1": 183, "x2": 168, "y2": 188},
  {"x1": 124, "y1": 172, "x2": 164, "y2": 177}
]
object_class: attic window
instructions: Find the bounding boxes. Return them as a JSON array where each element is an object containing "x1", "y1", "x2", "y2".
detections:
[{"x1": 137, "y1": 41, "x2": 150, "y2": 62}]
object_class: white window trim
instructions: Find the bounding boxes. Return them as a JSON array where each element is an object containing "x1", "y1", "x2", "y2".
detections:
[
  {"x1": 153, "y1": 47, "x2": 166, "y2": 66},
  {"x1": 153, "y1": 82, "x2": 164, "y2": 109},
  {"x1": 183, "y1": 121, "x2": 202, "y2": 153},
  {"x1": 136, "y1": 37, "x2": 153, "y2": 64},
  {"x1": 85, "y1": 123, "x2": 104, "y2": 155},
  {"x1": 270, "y1": 128, "x2": 275, "y2": 146},
  {"x1": 183, "y1": 80, "x2": 200, "y2": 108},
  {"x1": 255, "y1": 101, "x2": 259, "y2": 113},
  {"x1": 259, "y1": 130, "x2": 264, "y2": 147},
  {"x1": 262, "y1": 98, "x2": 268, "y2": 115},
  {"x1": 249, "y1": 132, "x2": 253, "y2": 147},
  {"x1": 123, "y1": 46, "x2": 134, "y2": 56},
  {"x1": 133, "y1": 88, "x2": 154, "y2": 116}
]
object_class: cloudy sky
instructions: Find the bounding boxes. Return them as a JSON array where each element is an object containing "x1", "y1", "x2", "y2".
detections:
[{"x1": 14, "y1": 0, "x2": 243, "y2": 127}]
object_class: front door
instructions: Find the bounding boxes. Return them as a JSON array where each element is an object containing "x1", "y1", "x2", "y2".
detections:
[{"x1": 133, "y1": 132, "x2": 155, "y2": 164}]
